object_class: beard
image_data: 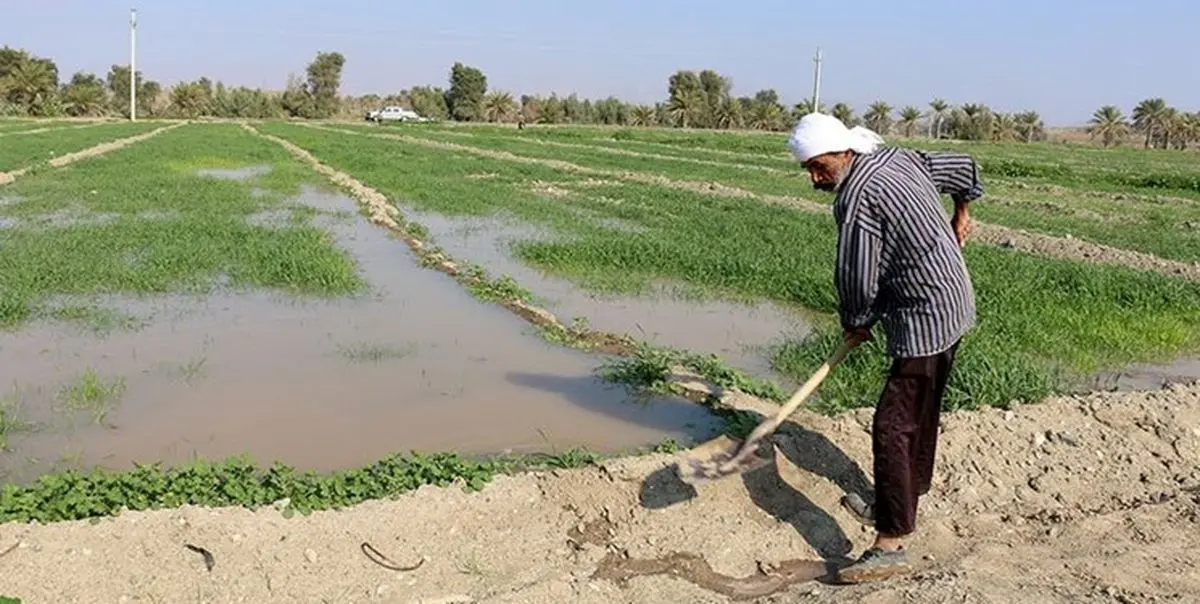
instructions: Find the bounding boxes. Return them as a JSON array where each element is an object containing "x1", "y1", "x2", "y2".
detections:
[{"x1": 812, "y1": 165, "x2": 849, "y2": 192}]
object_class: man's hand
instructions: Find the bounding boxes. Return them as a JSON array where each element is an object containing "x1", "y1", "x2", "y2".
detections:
[
  {"x1": 844, "y1": 327, "x2": 872, "y2": 346},
  {"x1": 951, "y1": 204, "x2": 971, "y2": 248}
]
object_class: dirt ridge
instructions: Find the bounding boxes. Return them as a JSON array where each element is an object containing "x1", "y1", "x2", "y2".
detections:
[
  {"x1": 308, "y1": 124, "x2": 1200, "y2": 282},
  {"x1": 0, "y1": 122, "x2": 185, "y2": 187},
  {"x1": 0, "y1": 122, "x2": 108, "y2": 138}
]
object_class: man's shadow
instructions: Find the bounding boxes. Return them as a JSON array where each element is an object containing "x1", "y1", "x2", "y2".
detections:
[
  {"x1": 504, "y1": 370, "x2": 874, "y2": 573},
  {"x1": 639, "y1": 413, "x2": 874, "y2": 569}
]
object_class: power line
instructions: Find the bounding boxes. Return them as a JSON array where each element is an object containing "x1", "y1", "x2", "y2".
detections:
[{"x1": 130, "y1": 7, "x2": 137, "y2": 121}]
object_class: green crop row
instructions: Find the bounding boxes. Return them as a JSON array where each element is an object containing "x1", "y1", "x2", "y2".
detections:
[
  {"x1": 0, "y1": 121, "x2": 165, "y2": 172},
  {"x1": 414, "y1": 123, "x2": 1200, "y2": 198},
  {"x1": 354, "y1": 124, "x2": 1200, "y2": 267}
]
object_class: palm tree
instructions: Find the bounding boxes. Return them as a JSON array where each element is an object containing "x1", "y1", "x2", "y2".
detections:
[
  {"x1": 991, "y1": 113, "x2": 1019, "y2": 141},
  {"x1": 483, "y1": 91, "x2": 518, "y2": 122},
  {"x1": 958, "y1": 104, "x2": 992, "y2": 140},
  {"x1": 712, "y1": 97, "x2": 743, "y2": 129},
  {"x1": 747, "y1": 100, "x2": 785, "y2": 131},
  {"x1": 830, "y1": 102, "x2": 856, "y2": 126},
  {"x1": 898, "y1": 106, "x2": 922, "y2": 137},
  {"x1": 791, "y1": 97, "x2": 827, "y2": 121},
  {"x1": 1015, "y1": 111, "x2": 1044, "y2": 143},
  {"x1": 1087, "y1": 105, "x2": 1131, "y2": 147},
  {"x1": 1132, "y1": 97, "x2": 1170, "y2": 148},
  {"x1": 863, "y1": 101, "x2": 893, "y2": 134},
  {"x1": 630, "y1": 104, "x2": 656, "y2": 127},
  {"x1": 4, "y1": 56, "x2": 57, "y2": 115},
  {"x1": 928, "y1": 98, "x2": 950, "y2": 138},
  {"x1": 667, "y1": 90, "x2": 705, "y2": 127}
]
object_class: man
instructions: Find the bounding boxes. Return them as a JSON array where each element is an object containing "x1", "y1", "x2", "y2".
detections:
[{"x1": 786, "y1": 112, "x2": 984, "y2": 584}]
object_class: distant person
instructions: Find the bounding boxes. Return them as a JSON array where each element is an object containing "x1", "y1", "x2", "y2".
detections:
[{"x1": 786, "y1": 112, "x2": 983, "y2": 584}]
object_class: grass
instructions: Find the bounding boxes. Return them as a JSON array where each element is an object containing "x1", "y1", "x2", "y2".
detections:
[
  {"x1": 423, "y1": 122, "x2": 1200, "y2": 199},
  {"x1": 0, "y1": 123, "x2": 367, "y2": 327},
  {"x1": 344, "y1": 123, "x2": 813, "y2": 198},
  {"x1": 262, "y1": 122, "x2": 1200, "y2": 412},
  {"x1": 360, "y1": 123, "x2": 1200, "y2": 262},
  {"x1": 55, "y1": 369, "x2": 127, "y2": 424},
  {"x1": 0, "y1": 121, "x2": 164, "y2": 172},
  {"x1": 0, "y1": 388, "x2": 32, "y2": 451}
]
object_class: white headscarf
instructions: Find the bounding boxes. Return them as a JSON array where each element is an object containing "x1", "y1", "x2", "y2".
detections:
[{"x1": 787, "y1": 112, "x2": 885, "y2": 163}]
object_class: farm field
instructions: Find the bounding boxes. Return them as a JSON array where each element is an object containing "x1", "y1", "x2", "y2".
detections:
[{"x1": 0, "y1": 119, "x2": 1197, "y2": 603}]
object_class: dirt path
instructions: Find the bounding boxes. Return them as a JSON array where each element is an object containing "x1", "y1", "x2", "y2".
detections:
[
  {"x1": 304, "y1": 124, "x2": 1200, "y2": 283},
  {"x1": 1, "y1": 381, "x2": 1196, "y2": 603},
  {"x1": 0, "y1": 122, "x2": 185, "y2": 186}
]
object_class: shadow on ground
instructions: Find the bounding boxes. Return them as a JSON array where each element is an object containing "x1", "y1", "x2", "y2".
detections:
[{"x1": 638, "y1": 413, "x2": 876, "y2": 578}]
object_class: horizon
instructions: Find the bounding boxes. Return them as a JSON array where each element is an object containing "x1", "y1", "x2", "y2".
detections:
[{"x1": 4, "y1": 0, "x2": 1196, "y2": 128}]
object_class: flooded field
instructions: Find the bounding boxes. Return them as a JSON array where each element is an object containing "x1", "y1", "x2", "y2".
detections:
[
  {"x1": 405, "y1": 208, "x2": 810, "y2": 384},
  {"x1": 0, "y1": 184, "x2": 721, "y2": 481}
]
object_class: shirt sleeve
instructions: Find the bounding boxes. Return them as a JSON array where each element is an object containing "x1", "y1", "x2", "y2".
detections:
[
  {"x1": 918, "y1": 150, "x2": 984, "y2": 204},
  {"x1": 835, "y1": 194, "x2": 883, "y2": 332}
]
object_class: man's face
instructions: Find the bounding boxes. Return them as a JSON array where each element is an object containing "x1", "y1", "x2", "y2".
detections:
[{"x1": 802, "y1": 151, "x2": 854, "y2": 192}]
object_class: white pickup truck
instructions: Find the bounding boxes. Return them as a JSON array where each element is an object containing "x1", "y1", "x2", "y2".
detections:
[{"x1": 365, "y1": 106, "x2": 428, "y2": 123}]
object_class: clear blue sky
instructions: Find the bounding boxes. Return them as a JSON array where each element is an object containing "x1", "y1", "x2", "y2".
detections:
[{"x1": 4, "y1": 0, "x2": 1196, "y2": 126}]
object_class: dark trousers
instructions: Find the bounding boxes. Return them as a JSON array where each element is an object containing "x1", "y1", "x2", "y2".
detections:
[{"x1": 872, "y1": 340, "x2": 960, "y2": 537}]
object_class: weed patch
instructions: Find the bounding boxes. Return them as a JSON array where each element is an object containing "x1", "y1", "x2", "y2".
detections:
[{"x1": 0, "y1": 441, "x2": 681, "y2": 524}]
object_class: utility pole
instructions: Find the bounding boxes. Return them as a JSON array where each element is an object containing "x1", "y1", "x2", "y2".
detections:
[
  {"x1": 811, "y1": 47, "x2": 823, "y2": 114},
  {"x1": 129, "y1": 8, "x2": 137, "y2": 121}
]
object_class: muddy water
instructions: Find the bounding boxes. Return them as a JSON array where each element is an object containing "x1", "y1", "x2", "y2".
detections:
[
  {"x1": 1091, "y1": 356, "x2": 1200, "y2": 392},
  {"x1": 404, "y1": 209, "x2": 811, "y2": 384},
  {"x1": 0, "y1": 186, "x2": 724, "y2": 481}
]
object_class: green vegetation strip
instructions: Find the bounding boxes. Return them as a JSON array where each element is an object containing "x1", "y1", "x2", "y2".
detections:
[
  {"x1": 0, "y1": 441, "x2": 684, "y2": 524},
  {"x1": 382, "y1": 123, "x2": 1200, "y2": 271},
  {"x1": 0, "y1": 123, "x2": 365, "y2": 327},
  {"x1": 968, "y1": 183, "x2": 1200, "y2": 264},
  {"x1": 504, "y1": 124, "x2": 1200, "y2": 198},
  {"x1": 0, "y1": 121, "x2": 164, "y2": 173},
  {"x1": 348, "y1": 124, "x2": 811, "y2": 199},
  {"x1": 264, "y1": 122, "x2": 1200, "y2": 413}
]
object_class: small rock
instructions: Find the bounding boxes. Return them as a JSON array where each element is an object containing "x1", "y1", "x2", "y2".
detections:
[
  {"x1": 1004, "y1": 411, "x2": 1015, "y2": 422},
  {"x1": 376, "y1": 584, "x2": 391, "y2": 597},
  {"x1": 1033, "y1": 433, "x2": 1047, "y2": 448},
  {"x1": 231, "y1": 533, "x2": 244, "y2": 542},
  {"x1": 304, "y1": 548, "x2": 317, "y2": 563}
]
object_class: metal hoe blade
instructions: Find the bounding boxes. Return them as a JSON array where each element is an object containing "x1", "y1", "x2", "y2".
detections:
[
  {"x1": 671, "y1": 338, "x2": 860, "y2": 486},
  {"x1": 673, "y1": 435, "x2": 774, "y2": 485}
]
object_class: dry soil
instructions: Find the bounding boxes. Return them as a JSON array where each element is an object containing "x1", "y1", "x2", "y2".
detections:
[{"x1": 1, "y1": 381, "x2": 1197, "y2": 603}]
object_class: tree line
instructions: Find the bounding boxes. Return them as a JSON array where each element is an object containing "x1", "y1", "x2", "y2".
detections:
[{"x1": 1, "y1": 45, "x2": 1195, "y2": 148}]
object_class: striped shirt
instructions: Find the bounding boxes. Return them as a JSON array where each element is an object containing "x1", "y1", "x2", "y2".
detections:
[{"x1": 832, "y1": 146, "x2": 984, "y2": 358}]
